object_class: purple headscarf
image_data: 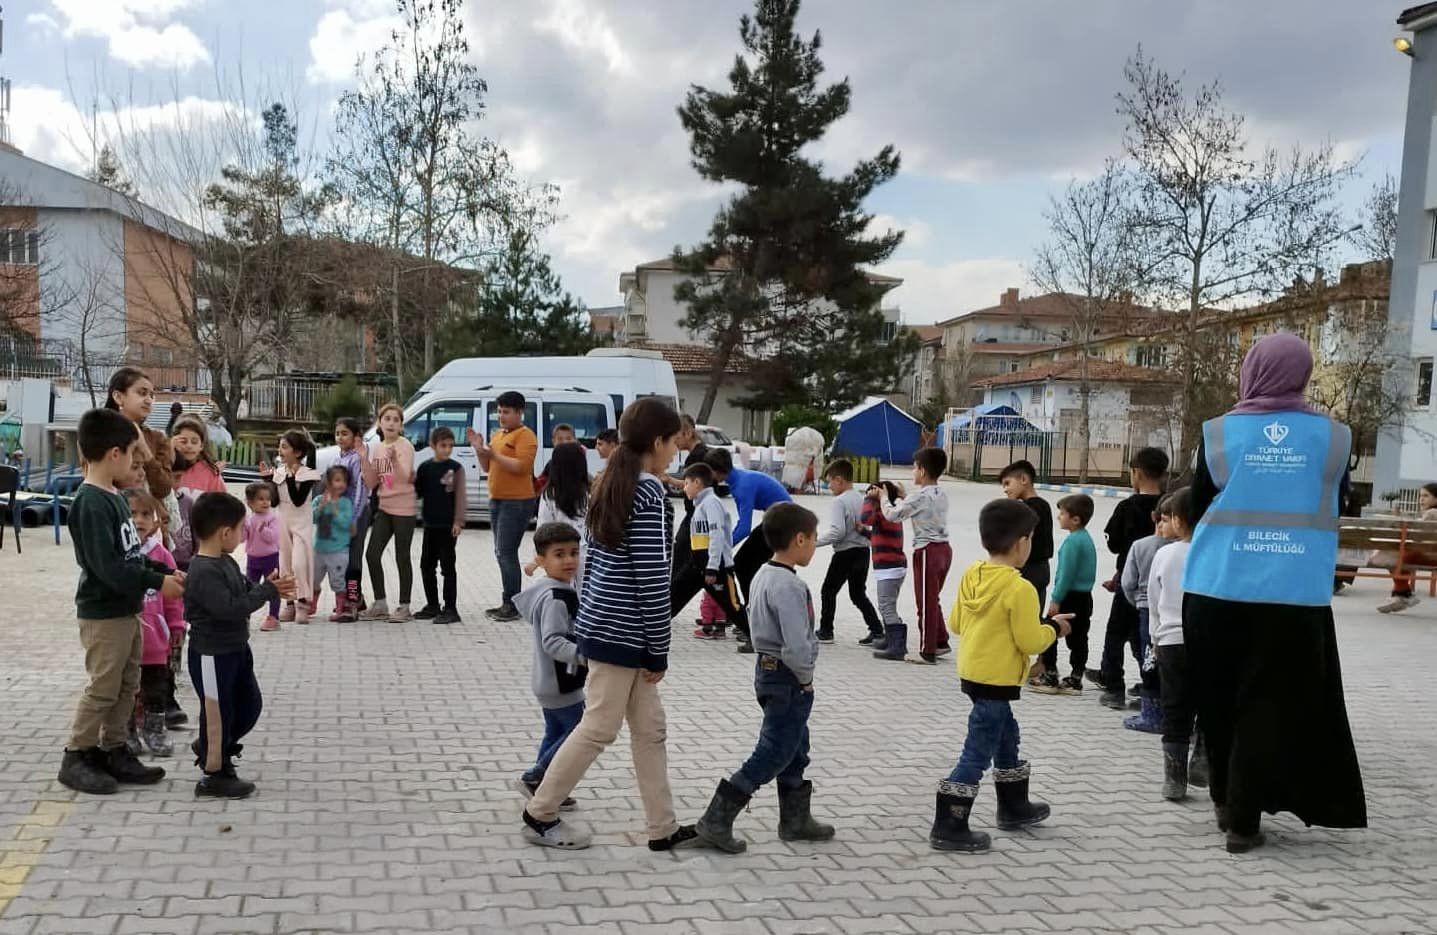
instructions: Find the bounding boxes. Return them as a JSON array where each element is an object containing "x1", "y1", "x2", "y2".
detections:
[{"x1": 1229, "y1": 332, "x2": 1315, "y2": 415}]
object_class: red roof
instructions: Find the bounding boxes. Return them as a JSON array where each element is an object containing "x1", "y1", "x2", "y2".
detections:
[
  {"x1": 625, "y1": 341, "x2": 752, "y2": 375},
  {"x1": 938, "y1": 292, "x2": 1168, "y2": 327},
  {"x1": 972, "y1": 359, "x2": 1179, "y2": 389},
  {"x1": 908, "y1": 324, "x2": 944, "y2": 343}
]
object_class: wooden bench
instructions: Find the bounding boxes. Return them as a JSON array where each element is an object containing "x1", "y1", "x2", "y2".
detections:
[{"x1": 1336, "y1": 516, "x2": 1437, "y2": 595}]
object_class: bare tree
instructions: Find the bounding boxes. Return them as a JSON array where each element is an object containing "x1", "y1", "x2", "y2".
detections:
[
  {"x1": 1117, "y1": 48, "x2": 1357, "y2": 465},
  {"x1": 1355, "y1": 173, "x2": 1397, "y2": 263},
  {"x1": 1031, "y1": 164, "x2": 1147, "y2": 482}
]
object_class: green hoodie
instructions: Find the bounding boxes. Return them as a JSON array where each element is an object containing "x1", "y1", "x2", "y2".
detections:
[{"x1": 69, "y1": 483, "x2": 167, "y2": 619}]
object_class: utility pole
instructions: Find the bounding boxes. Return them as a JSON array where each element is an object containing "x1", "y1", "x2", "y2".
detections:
[{"x1": 0, "y1": 5, "x2": 13, "y2": 147}]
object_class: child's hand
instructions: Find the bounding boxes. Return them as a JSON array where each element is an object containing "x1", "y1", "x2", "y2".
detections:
[
  {"x1": 1101, "y1": 577, "x2": 1117, "y2": 593},
  {"x1": 641, "y1": 669, "x2": 665, "y2": 684},
  {"x1": 704, "y1": 570, "x2": 718, "y2": 586},
  {"x1": 465, "y1": 427, "x2": 487, "y2": 451},
  {"x1": 215, "y1": 460, "x2": 227, "y2": 473},
  {"x1": 523, "y1": 560, "x2": 538, "y2": 577},
  {"x1": 451, "y1": 523, "x2": 462, "y2": 539},
  {"x1": 1043, "y1": 601, "x2": 1059, "y2": 620},
  {"x1": 865, "y1": 485, "x2": 882, "y2": 500},
  {"x1": 1049, "y1": 613, "x2": 1074, "y2": 637},
  {"x1": 270, "y1": 573, "x2": 298, "y2": 600},
  {"x1": 257, "y1": 460, "x2": 272, "y2": 477},
  {"x1": 160, "y1": 575, "x2": 185, "y2": 599}
]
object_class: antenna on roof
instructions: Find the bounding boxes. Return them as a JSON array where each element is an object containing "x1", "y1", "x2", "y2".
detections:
[{"x1": 0, "y1": 5, "x2": 12, "y2": 146}]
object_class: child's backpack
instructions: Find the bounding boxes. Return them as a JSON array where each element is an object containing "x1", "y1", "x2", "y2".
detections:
[{"x1": 551, "y1": 586, "x2": 589, "y2": 693}]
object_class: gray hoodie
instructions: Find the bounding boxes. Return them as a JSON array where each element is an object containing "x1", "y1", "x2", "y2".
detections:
[{"x1": 513, "y1": 576, "x2": 587, "y2": 709}]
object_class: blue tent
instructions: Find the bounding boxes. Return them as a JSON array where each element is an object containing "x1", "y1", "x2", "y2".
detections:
[
  {"x1": 934, "y1": 404, "x2": 1045, "y2": 448},
  {"x1": 832, "y1": 397, "x2": 922, "y2": 464}
]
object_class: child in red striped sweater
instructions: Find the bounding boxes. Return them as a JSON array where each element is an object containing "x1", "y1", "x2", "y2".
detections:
[{"x1": 863, "y1": 482, "x2": 909, "y2": 660}]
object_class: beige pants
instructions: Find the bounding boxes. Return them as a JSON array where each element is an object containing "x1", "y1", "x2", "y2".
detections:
[
  {"x1": 67, "y1": 616, "x2": 142, "y2": 750},
  {"x1": 278, "y1": 512, "x2": 313, "y2": 605},
  {"x1": 529, "y1": 661, "x2": 678, "y2": 840}
]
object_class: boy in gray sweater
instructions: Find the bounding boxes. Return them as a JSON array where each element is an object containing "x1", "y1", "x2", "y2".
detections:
[
  {"x1": 683, "y1": 462, "x2": 749, "y2": 640},
  {"x1": 692, "y1": 503, "x2": 836, "y2": 853},
  {"x1": 513, "y1": 522, "x2": 587, "y2": 808},
  {"x1": 816, "y1": 459, "x2": 883, "y2": 645}
]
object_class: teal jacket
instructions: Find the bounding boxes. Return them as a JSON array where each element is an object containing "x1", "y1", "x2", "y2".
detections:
[{"x1": 1050, "y1": 527, "x2": 1097, "y2": 604}]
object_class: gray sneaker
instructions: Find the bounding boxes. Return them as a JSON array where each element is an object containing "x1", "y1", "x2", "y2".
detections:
[
  {"x1": 522, "y1": 813, "x2": 591, "y2": 849},
  {"x1": 388, "y1": 604, "x2": 412, "y2": 622},
  {"x1": 1377, "y1": 595, "x2": 1420, "y2": 614}
]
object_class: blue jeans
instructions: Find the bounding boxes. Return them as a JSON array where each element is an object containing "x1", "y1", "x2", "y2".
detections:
[
  {"x1": 490, "y1": 498, "x2": 536, "y2": 603},
  {"x1": 732, "y1": 662, "x2": 813, "y2": 795},
  {"x1": 524, "y1": 701, "x2": 586, "y2": 782},
  {"x1": 947, "y1": 698, "x2": 1021, "y2": 785}
]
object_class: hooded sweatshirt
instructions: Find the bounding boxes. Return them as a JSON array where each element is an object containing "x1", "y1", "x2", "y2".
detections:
[
  {"x1": 946, "y1": 560, "x2": 1059, "y2": 699},
  {"x1": 514, "y1": 576, "x2": 587, "y2": 710}
]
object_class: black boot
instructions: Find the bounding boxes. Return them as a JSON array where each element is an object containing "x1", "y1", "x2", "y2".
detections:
[
  {"x1": 694, "y1": 778, "x2": 751, "y2": 854},
  {"x1": 57, "y1": 749, "x2": 118, "y2": 795},
  {"x1": 1161, "y1": 742, "x2": 1188, "y2": 802},
  {"x1": 872, "y1": 623, "x2": 907, "y2": 660},
  {"x1": 1188, "y1": 732, "x2": 1209, "y2": 788},
  {"x1": 777, "y1": 781, "x2": 835, "y2": 842},
  {"x1": 993, "y1": 761, "x2": 1050, "y2": 830},
  {"x1": 1225, "y1": 814, "x2": 1265, "y2": 854},
  {"x1": 101, "y1": 746, "x2": 165, "y2": 784},
  {"x1": 929, "y1": 781, "x2": 991, "y2": 852},
  {"x1": 858, "y1": 628, "x2": 884, "y2": 646}
]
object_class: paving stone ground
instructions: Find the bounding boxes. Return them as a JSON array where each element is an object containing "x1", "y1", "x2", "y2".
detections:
[{"x1": 1, "y1": 475, "x2": 1434, "y2": 935}]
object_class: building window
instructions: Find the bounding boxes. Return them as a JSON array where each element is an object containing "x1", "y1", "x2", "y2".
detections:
[
  {"x1": 1418, "y1": 359, "x2": 1434, "y2": 408},
  {"x1": 1429, "y1": 212, "x2": 1437, "y2": 260},
  {"x1": 1029, "y1": 386, "x2": 1042, "y2": 404},
  {"x1": 2, "y1": 229, "x2": 39, "y2": 266},
  {"x1": 879, "y1": 321, "x2": 898, "y2": 344}
]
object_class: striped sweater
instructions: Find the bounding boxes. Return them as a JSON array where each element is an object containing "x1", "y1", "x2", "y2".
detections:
[
  {"x1": 862, "y1": 498, "x2": 906, "y2": 571},
  {"x1": 575, "y1": 473, "x2": 674, "y2": 671}
]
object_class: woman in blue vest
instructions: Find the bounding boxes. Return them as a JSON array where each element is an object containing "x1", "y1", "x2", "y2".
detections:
[{"x1": 1183, "y1": 333, "x2": 1366, "y2": 854}]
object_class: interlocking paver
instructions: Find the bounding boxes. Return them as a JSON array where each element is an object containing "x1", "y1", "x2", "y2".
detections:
[{"x1": 1, "y1": 474, "x2": 1434, "y2": 935}]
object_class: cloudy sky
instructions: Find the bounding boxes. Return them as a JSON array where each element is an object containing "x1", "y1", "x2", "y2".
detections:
[{"x1": 5, "y1": 0, "x2": 1412, "y2": 324}]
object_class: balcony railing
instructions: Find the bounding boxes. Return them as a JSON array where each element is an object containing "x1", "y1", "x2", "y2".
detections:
[{"x1": 244, "y1": 374, "x2": 396, "y2": 423}]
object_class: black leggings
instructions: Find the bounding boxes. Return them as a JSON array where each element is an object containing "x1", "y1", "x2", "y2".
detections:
[{"x1": 366, "y1": 511, "x2": 416, "y2": 604}]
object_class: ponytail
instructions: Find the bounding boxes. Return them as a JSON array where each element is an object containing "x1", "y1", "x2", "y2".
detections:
[
  {"x1": 587, "y1": 398, "x2": 680, "y2": 549},
  {"x1": 281, "y1": 428, "x2": 317, "y2": 469}
]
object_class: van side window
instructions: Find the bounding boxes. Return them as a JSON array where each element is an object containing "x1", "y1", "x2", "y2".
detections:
[
  {"x1": 544, "y1": 403, "x2": 608, "y2": 446},
  {"x1": 406, "y1": 406, "x2": 476, "y2": 451},
  {"x1": 485, "y1": 401, "x2": 539, "y2": 439}
]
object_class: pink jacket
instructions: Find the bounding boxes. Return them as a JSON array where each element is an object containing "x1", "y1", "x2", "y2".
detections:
[
  {"x1": 174, "y1": 460, "x2": 226, "y2": 497},
  {"x1": 244, "y1": 509, "x2": 281, "y2": 558},
  {"x1": 139, "y1": 536, "x2": 186, "y2": 665}
]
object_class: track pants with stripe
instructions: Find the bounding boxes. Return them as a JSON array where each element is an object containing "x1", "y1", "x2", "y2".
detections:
[
  {"x1": 188, "y1": 646, "x2": 263, "y2": 775},
  {"x1": 913, "y1": 542, "x2": 953, "y2": 657},
  {"x1": 700, "y1": 563, "x2": 749, "y2": 636}
]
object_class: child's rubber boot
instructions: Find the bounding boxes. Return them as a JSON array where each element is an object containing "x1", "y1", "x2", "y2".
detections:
[
  {"x1": 994, "y1": 761, "x2": 1051, "y2": 830},
  {"x1": 1162, "y1": 742, "x2": 1188, "y2": 801},
  {"x1": 694, "y1": 778, "x2": 751, "y2": 854},
  {"x1": 872, "y1": 623, "x2": 907, "y2": 660},
  {"x1": 329, "y1": 593, "x2": 348, "y2": 622},
  {"x1": 777, "y1": 780, "x2": 835, "y2": 842},
  {"x1": 1123, "y1": 695, "x2": 1162, "y2": 734},
  {"x1": 1188, "y1": 732, "x2": 1210, "y2": 788},
  {"x1": 929, "y1": 781, "x2": 990, "y2": 853},
  {"x1": 141, "y1": 709, "x2": 173, "y2": 757}
]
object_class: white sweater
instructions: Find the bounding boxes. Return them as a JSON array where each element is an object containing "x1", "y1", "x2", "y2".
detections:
[{"x1": 1147, "y1": 540, "x2": 1191, "y2": 647}]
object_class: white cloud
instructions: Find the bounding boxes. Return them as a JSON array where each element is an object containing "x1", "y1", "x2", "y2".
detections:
[
  {"x1": 44, "y1": 0, "x2": 211, "y2": 69},
  {"x1": 533, "y1": 0, "x2": 631, "y2": 75},
  {"x1": 306, "y1": 8, "x2": 401, "y2": 84},
  {"x1": 870, "y1": 215, "x2": 930, "y2": 250},
  {"x1": 877, "y1": 256, "x2": 1028, "y2": 325},
  {"x1": 25, "y1": 13, "x2": 63, "y2": 35}
]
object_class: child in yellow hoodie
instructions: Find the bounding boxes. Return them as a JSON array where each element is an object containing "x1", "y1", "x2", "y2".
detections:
[{"x1": 930, "y1": 498, "x2": 1072, "y2": 854}]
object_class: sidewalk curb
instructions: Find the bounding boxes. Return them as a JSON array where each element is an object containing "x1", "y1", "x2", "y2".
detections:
[{"x1": 1035, "y1": 482, "x2": 1128, "y2": 499}]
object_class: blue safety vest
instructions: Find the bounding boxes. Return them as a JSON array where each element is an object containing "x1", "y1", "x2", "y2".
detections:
[{"x1": 1183, "y1": 411, "x2": 1350, "y2": 607}]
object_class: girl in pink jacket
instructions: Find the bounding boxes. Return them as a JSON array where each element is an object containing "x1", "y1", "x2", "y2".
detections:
[{"x1": 127, "y1": 490, "x2": 187, "y2": 757}]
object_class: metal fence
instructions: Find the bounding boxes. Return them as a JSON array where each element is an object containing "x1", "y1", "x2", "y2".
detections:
[
  {"x1": 941, "y1": 408, "x2": 1179, "y2": 483},
  {"x1": 244, "y1": 375, "x2": 396, "y2": 423}
]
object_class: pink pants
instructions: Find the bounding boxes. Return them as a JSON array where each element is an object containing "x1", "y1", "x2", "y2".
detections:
[
  {"x1": 277, "y1": 510, "x2": 313, "y2": 606},
  {"x1": 699, "y1": 591, "x2": 726, "y2": 625}
]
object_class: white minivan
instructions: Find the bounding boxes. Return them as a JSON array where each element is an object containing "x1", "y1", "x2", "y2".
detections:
[{"x1": 319, "y1": 349, "x2": 680, "y2": 524}]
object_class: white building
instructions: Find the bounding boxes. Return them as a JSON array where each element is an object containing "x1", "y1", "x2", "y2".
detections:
[{"x1": 1377, "y1": 3, "x2": 1437, "y2": 494}]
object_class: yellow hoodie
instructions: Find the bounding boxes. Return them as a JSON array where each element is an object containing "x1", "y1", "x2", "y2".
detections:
[{"x1": 946, "y1": 561, "x2": 1057, "y2": 698}]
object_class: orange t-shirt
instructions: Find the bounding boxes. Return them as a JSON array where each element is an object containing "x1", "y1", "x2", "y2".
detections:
[{"x1": 487, "y1": 425, "x2": 538, "y2": 500}]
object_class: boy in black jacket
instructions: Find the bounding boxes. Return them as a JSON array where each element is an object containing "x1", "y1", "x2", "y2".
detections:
[
  {"x1": 58, "y1": 409, "x2": 187, "y2": 795},
  {"x1": 999, "y1": 461, "x2": 1054, "y2": 607},
  {"x1": 1093, "y1": 447, "x2": 1168, "y2": 709},
  {"x1": 184, "y1": 492, "x2": 296, "y2": 798}
]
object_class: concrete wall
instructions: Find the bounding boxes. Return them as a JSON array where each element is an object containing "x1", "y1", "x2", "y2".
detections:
[
  {"x1": 675, "y1": 372, "x2": 770, "y2": 443},
  {"x1": 1377, "y1": 20, "x2": 1437, "y2": 493},
  {"x1": 37, "y1": 208, "x2": 127, "y2": 359}
]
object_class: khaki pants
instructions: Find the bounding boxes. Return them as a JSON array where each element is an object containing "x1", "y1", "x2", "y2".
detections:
[
  {"x1": 67, "y1": 616, "x2": 142, "y2": 751},
  {"x1": 529, "y1": 661, "x2": 677, "y2": 840}
]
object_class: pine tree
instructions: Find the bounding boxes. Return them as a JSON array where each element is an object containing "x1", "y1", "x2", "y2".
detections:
[
  {"x1": 89, "y1": 144, "x2": 138, "y2": 197},
  {"x1": 674, "y1": 0, "x2": 913, "y2": 422},
  {"x1": 439, "y1": 225, "x2": 596, "y2": 360}
]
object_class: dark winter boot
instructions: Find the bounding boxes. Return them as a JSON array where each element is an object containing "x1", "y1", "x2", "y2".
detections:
[
  {"x1": 777, "y1": 781, "x2": 835, "y2": 842},
  {"x1": 993, "y1": 761, "x2": 1051, "y2": 830},
  {"x1": 142, "y1": 709, "x2": 174, "y2": 757},
  {"x1": 694, "y1": 778, "x2": 752, "y2": 854},
  {"x1": 872, "y1": 623, "x2": 907, "y2": 660},
  {"x1": 57, "y1": 749, "x2": 119, "y2": 795},
  {"x1": 1099, "y1": 687, "x2": 1127, "y2": 710},
  {"x1": 101, "y1": 746, "x2": 165, "y2": 784},
  {"x1": 929, "y1": 781, "x2": 991, "y2": 853},
  {"x1": 1188, "y1": 732, "x2": 1210, "y2": 788},
  {"x1": 1225, "y1": 814, "x2": 1265, "y2": 854},
  {"x1": 1161, "y1": 742, "x2": 1188, "y2": 801},
  {"x1": 125, "y1": 701, "x2": 144, "y2": 756},
  {"x1": 1123, "y1": 695, "x2": 1162, "y2": 734}
]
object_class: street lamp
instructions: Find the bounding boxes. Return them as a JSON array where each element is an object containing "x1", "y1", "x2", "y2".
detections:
[{"x1": 1395, "y1": 36, "x2": 1414, "y2": 57}]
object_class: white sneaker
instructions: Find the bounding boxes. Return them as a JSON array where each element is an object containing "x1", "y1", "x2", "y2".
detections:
[
  {"x1": 389, "y1": 604, "x2": 412, "y2": 622},
  {"x1": 1377, "y1": 596, "x2": 1420, "y2": 614},
  {"x1": 358, "y1": 599, "x2": 390, "y2": 620},
  {"x1": 522, "y1": 816, "x2": 591, "y2": 849}
]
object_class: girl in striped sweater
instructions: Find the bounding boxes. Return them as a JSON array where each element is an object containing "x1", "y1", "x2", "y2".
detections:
[
  {"x1": 521, "y1": 398, "x2": 697, "y2": 852},
  {"x1": 864, "y1": 482, "x2": 910, "y2": 661}
]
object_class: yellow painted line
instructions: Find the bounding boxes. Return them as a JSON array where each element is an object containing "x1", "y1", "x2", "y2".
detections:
[{"x1": 0, "y1": 800, "x2": 73, "y2": 918}]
